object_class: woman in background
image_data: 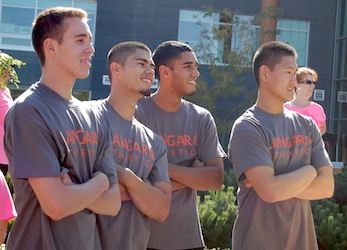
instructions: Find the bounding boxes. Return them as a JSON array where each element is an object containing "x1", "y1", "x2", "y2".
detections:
[
  {"x1": 284, "y1": 67, "x2": 327, "y2": 135},
  {"x1": 0, "y1": 52, "x2": 25, "y2": 175}
]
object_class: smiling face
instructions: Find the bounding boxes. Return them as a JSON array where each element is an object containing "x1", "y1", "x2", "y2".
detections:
[
  {"x1": 119, "y1": 48, "x2": 155, "y2": 98},
  {"x1": 167, "y1": 51, "x2": 200, "y2": 97},
  {"x1": 297, "y1": 73, "x2": 316, "y2": 99},
  {"x1": 54, "y1": 17, "x2": 95, "y2": 80}
]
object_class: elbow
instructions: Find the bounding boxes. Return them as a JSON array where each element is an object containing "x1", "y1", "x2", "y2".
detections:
[
  {"x1": 44, "y1": 205, "x2": 70, "y2": 221},
  {"x1": 210, "y1": 172, "x2": 224, "y2": 191},
  {"x1": 149, "y1": 198, "x2": 171, "y2": 222},
  {"x1": 258, "y1": 191, "x2": 283, "y2": 203},
  {"x1": 153, "y1": 207, "x2": 170, "y2": 222},
  {"x1": 109, "y1": 200, "x2": 122, "y2": 216},
  {"x1": 323, "y1": 185, "x2": 335, "y2": 199},
  {"x1": 211, "y1": 178, "x2": 224, "y2": 191}
]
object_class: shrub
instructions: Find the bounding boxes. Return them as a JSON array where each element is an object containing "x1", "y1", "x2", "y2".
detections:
[{"x1": 198, "y1": 183, "x2": 238, "y2": 249}]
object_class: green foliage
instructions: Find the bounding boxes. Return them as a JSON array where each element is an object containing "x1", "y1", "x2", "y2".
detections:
[
  {"x1": 312, "y1": 199, "x2": 347, "y2": 250},
  {"x1": 198, "y1": 184, "x2": 238, "y2": 249},
  {"x1": 184, "y1": 7, "x2": 259, "y2": 148},
  {"x1": 199, "y1": 169, "x2": 347, "y2": 250},
  {"x1": 331, "y1": 168, "x2": 347, "y2": 210},
  {"x1": 0, "y1": 52, "x2": 26, "y2": 89}
]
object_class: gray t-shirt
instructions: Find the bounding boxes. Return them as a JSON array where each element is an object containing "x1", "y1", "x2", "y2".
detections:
[
  {"x1": 4, "y1": 83, "x2": 117, "y2": 250},
  {"x1": 135, "y1": 97, "x2": 226, "y2": 249},
  {"x1": 95, "y1": 99, "x2": 170, "y2": 250},
  {"x1": 228, "y1": 105, "x2": 331, "y2": 250}
]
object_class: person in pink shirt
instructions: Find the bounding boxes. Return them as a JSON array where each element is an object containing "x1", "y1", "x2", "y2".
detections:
[
  {"x1": 0, "y1": 52, "x2": 25, "y2": 175},
  {"x1": 284, "y1": 67, "x2": 327, "y2": 135},
  {"x1": 0, "y1": 170, "x2": 17, "y2": 244},
  {"x1": 0, "y1": 86, "x2": 13, "y2": 175}
]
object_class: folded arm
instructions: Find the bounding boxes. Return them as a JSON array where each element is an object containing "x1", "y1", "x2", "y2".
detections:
[
  {"x1": 29, "y1": 171, "x2": 110, "y2": 221},
  {"x1": 294, "y1": 165, "x2": 334, "y2": 200},
  {"x1": 86, "y1": 183, "x2": 121, "y2": 216},
  {"x1": 244, "y1": 164, "x2": 317, "y2": 203},
  {"x1": 117, "y1": 165, "x2": 171, "y2": 222},
  {"x1": 169, "y1": 157, "x2": 224, "y2": 191}
]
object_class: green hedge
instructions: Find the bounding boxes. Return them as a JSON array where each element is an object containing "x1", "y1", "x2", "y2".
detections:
[
  {"x1": 198, "y1": 168, "x2": 347, "y2": 250},
  {"x1": 5, "y1": 168, "x2": 347, "y2": 249}
]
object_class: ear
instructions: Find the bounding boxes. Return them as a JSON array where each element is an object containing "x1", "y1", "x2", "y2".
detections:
[
  {"x1": 43, "y1": 38, "x2": 57, "y2": 57},
  {"x1": 110, "y1": 61, "x2": 122, "y2": 75},
  {"x1": 259, "y1": 65, "x2": 269, "y2": 82},
  {"x1": 158, "y1": 65, "x2": 170, "y2": 79}
]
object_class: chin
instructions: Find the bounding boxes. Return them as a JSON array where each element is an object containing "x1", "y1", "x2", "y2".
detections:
[{"x1": 140, "y1": 88, "x2": 152, "y2": 97}]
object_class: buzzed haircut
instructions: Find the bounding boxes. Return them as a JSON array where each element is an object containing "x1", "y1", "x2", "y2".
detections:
[
  {"x1": 107, "y1": 41, "x2": 151, "y2": 78},
  {"x1": 252, "y1": 41, "x2": 298, "y2": 85},
  {"x1": 152, "y1": 41, "x2": 193, "y2": 80}
]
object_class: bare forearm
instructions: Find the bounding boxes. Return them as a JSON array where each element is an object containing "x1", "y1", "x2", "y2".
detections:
[
  {"x1": 86, "y1": 183, "x2": 121, "y2": 216},
  {"x1": 246, "y1": 165, "x2": 317, "y2": 203},
  {"x1": 295, "y1": 166, "x2": 334, "y2": 200},
  {"x1": 30, "y1": 173, "x2": 110, "y2": 220},
  {"x1": 170, "y1": 179, "x2": 186, "y2": 191},
  {"x1": 121, "y1": 171, "x2": 171, "y2": 221},
  {"x1": 0, "y1": 220, "x2": 7, "y2": 244},
  {"x1": 118, "y1": 183, "x2": 132, "y2": 201},
  {"x1": 169, "y1": 160, "x2": 224, "y2": 191}
]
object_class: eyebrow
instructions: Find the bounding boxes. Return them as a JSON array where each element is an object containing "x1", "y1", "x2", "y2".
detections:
[
  {"x1": 182, "y1": 61, "x2": 199, "y2": 67},
  {"x1": 75, "y1": 33, "x2": 92, "y2": 41},
  {"x1": 137, "y1": 57, "x2": 155, "y2": 67}
]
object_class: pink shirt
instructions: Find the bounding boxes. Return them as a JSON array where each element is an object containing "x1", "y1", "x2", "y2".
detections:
[
  {"x1": 0, "y1": 88, "x2": 13, "y2": 164},
  {"x1": 0, "y1": 171, "x2": 17, "y2": 220},
  {"x1": 284, "y1": 101, "x2": 326, "y2": 129}
]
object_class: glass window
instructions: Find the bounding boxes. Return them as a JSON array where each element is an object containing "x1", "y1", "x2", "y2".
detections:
[
  {"x1": 0, "y1": 0, "x2": 97, "y2": 51},
  {"x1": 179, "y1": 10, "x2": 255, "y2": 64},
  {"x1": 178, "y1": 10, "x2": 220, "y2": 63},
  {"x1": 277, "y1": 19, "x2": 309, "y2": 66},
  {"x1": 3, "y1": 0, "x2": 35, "y2": 6},
  {"x1": 178, "y1": 10, "x2": 309, "y2": 66},
  {"x1": 0, "y1": 7, "x2": 34, "y2": 34}
]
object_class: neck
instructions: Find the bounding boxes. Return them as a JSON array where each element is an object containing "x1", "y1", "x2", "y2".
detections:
[
  {"x1": 255, "y1": 91, "x2": 284, "y2": 114},
  {"x1": 108, "y1": 91, "x2": 137, "y2": 121},
  {"x1": 151, "y1": 90, "x2": 182, "y2": 112},
  {"x1": 40, "y1": 67, "x2": 75, "y2": 100},
  {"x1": 291, "y1": 97, "x2": 310, "y2": 107}
]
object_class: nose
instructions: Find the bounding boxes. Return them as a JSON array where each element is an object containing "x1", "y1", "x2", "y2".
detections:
[
  {"x1": 86, "y1": 43, "x2": 95, "y2": 55},
  {"x1": 192, "y1": 67, "x2": 200, "y2": 78}
]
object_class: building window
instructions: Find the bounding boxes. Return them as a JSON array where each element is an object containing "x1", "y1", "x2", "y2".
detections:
[
  {"x1": 277, "y1": 19, "x2": 309, "y2": 66},
  {"x1": 178, "y1": 9, "x2": 309, "y2": 66},
  {"x1": 0, "y1": 0, "x2": 97, "y2": 52}
]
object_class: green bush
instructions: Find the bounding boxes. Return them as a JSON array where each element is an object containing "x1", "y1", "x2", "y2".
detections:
[
  {"x1": 198, "y1": 168, "x2": 347, "y2": 250},
  {"x1": 312, "y1": 200, "x2": 347, "y2": 250},
  {"x1": 198, "y1": 184, "x2": 238, "y2": 249}
]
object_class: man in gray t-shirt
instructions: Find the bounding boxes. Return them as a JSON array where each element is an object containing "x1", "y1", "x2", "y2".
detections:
[
  {"x1": 4, "y1": 8, "x2": 120, "y2": 250},
  {"x1": 95, "y1": 41, "x2": 171, "y2": 250},
  {"x1": 135, "y1": 40, "x2": 226, "y2": 250},
  {"x1": 228, "y1": 41, "x2": 334, "y2": 250}
]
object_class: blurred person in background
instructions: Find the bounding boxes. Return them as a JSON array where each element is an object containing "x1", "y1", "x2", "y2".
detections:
[{"x1": 284, "y1": 67, "x2": 326, "y2": 135}]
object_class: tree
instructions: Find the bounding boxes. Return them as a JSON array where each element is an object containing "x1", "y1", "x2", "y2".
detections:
[{"x1": 184, "y1": 7, "x2": 262, "y2": 148}]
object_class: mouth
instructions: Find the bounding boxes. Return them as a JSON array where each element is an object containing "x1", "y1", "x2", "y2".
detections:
[
  {"x1": 188, "y1": 80, "x2": 197, "y2": 85},
  {"x1": 81, "y1": 58, "x2": 92, "y2": 67},
  {"x1": 141, "y1": 78, "x2": 153, "y2": 87}
]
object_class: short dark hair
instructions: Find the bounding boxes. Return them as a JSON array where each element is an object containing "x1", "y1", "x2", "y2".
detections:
[
  {"x1": 32, "y1": 7, "x2": 88, "y2": 66},
  {"x1": 252, "y1": 41, "x2": 298, "y2": 85},
  {"x1": 152, "y1": 41, "x2": 193, "y2": 80},
  {"x1": 107, "y1": 41, "x2": 151, "y2": 78}
]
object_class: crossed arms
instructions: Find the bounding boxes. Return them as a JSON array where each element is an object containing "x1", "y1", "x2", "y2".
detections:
[{"x1": 244, "y1": 164, "x2": 334, "y2": 203}]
